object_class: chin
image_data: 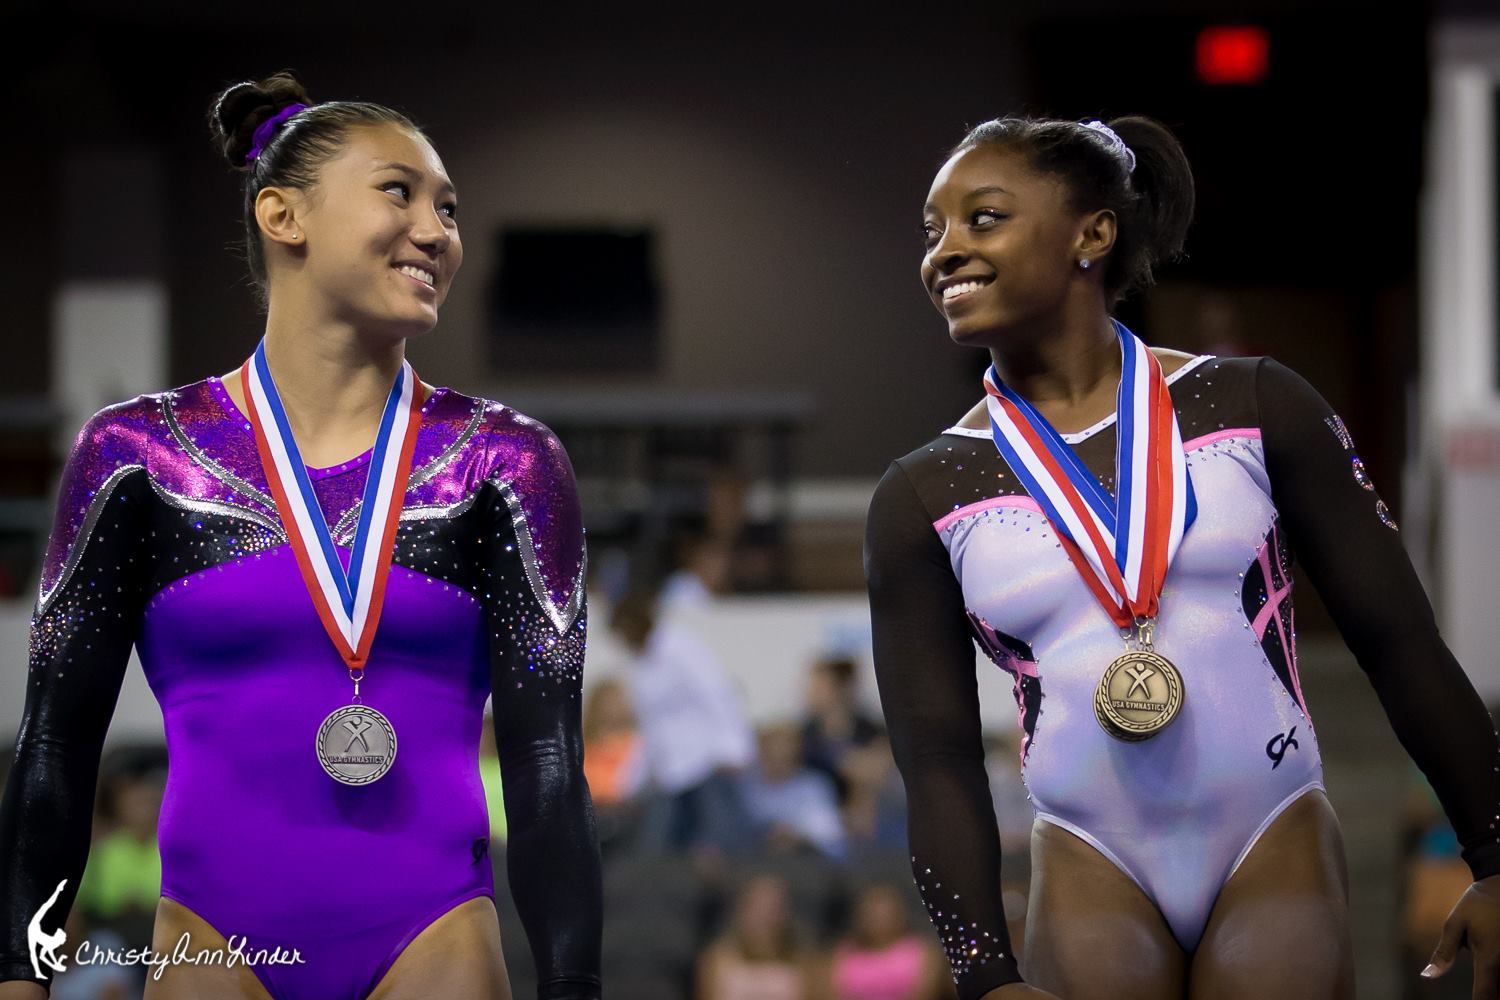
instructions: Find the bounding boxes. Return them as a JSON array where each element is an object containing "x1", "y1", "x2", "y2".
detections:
[
  {"x1": 378, "y1": 303, "x2": 441, "y2": 338},
  {"x1": 945, "y1": 314, "x2": 1002, "y2": 349}
]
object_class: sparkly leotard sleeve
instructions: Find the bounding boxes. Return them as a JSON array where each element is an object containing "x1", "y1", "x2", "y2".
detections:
[
  {"x1": 478, "y1": 411, "x2": 603, "y2": 999},
  {"x1": 1254, "y1": 357, "x2": 1500, "y2": 881},
  {"x1": 0, "y1": 403, "x2": 150, "y2": 992},
  {"x1": 866, "y1": 354, "x2": 1500, "y2": 998},
  {"x1": 1, "y1": 379, "x2": 602, "y2": 999}
]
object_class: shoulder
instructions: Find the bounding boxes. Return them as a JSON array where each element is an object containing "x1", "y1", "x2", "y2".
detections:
[
  {"x1": 65, "y1": 390, "x2": 176, "y2": 474},
  {"x1": 446, "y1": 392, "x2": 576, "y2": 488},
  {"x1": 1151, "y1": 346, "x2": 1198, "y2": 372},
  {"x1": 865, "y1": 435, "x2": 969, "y2": 567},
  {"x1": 1185, "y1": 354, "x2": 1328, "y2": 415},
  {"x1": 870, "y1": 435, "x2": 951, "y2": 519},
  {"x1": 40, "y1": 391, "x2": 168, "y2": 606}
]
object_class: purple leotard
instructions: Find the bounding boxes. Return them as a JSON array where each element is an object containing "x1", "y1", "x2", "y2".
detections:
[{"x1": 1, "y1": 376, "x2": 602, "y2": 999}]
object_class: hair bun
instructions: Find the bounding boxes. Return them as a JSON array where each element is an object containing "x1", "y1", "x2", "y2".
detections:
[{"x1": 207, "y1": 70, "x2": 313, "y2": 170}]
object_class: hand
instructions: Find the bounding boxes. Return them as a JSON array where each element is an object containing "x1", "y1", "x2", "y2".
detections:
[
  {"x1": 1423, "y1": 874, "x2": 1500, "y2": 998},
  {"x1": 980, "y1": 985, "x2": 1065, "y2": 999}
]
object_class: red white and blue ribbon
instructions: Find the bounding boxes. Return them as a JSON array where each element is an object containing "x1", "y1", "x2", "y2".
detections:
[
  {"x1": 982, "y1": 319, "x2": 1196, "y2": 627},
  {"x1": 241, "y1": 338, "x2": 423, "y2": 667}
]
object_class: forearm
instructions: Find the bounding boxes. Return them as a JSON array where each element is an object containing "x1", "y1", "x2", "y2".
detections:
[
  {"x1": 896, "y1": 750, "x2": 1024, "y2": 999},
  {"x1": 502, "y1": 743, "x2": 603, "y2": 999},
  {"x1": 0, "y1": 738, "x2": 103, "y2": 988},
  {"x1": 1359, "y1": 625, "x2": 1500, "y2": 879}
]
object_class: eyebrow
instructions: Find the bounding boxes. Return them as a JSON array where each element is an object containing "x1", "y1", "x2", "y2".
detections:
[
  {"x1": 924, "y1": 184, "x2": 1012, "y2": 214},
  {"x1": 374, "y1": 161, "x2": 457, "y2": 197}
]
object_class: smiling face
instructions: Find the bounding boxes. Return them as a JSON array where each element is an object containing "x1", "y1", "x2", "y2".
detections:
[
  {"x1": 272, "y1": 123, "x2": 463, "y2": 336},
  {"x1": 921, "y1": 143, "x2": 1102, "y2": 347}
]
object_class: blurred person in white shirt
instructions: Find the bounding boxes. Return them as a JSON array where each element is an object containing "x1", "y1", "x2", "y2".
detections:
[{"x1": 609, "y1": 591, "x2": 756, "y2": 857}]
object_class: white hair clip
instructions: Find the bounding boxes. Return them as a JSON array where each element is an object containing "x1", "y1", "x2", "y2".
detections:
[{"x1": 1082, "y1": 120, "x2": 1136, "y2": 174}]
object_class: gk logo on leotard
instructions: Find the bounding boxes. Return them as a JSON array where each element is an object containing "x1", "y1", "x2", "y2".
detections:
[
  {"x1": 27, "y1": 878, "x2": 69, "y2": 978},
  {"x1": 1266, "y1": 727, "x2": 1299, "y2": 770}
]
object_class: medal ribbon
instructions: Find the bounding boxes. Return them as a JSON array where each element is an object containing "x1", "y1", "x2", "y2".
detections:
[
  {"x1": 981, "y1": 319, "x2": 1197, "y2": 628},
  {"x1": 241, "y1": 338, "x2": 423, "y2": 667}
]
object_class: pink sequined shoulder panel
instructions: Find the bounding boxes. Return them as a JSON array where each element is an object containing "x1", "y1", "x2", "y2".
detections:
[
  {"x1": 478, "y1": 402, "x2": 587, "y2": 633},
  {"x1": 38, "y1": 393, "x2": 161, "y2": 605}
]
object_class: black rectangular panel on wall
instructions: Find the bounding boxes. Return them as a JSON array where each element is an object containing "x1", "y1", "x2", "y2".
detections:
[{"x1": 487, "y1": 226, "x2": 661, "y2": 373}]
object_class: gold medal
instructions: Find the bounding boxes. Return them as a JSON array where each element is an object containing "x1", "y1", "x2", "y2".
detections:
[{"x1": 1094, "y1": 618, "x2": 1184, "y2": 742}]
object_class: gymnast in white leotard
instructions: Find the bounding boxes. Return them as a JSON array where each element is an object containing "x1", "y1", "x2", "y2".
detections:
[{"x1": 865, "y1": 113, "x2": 1500, "y2": 1000}]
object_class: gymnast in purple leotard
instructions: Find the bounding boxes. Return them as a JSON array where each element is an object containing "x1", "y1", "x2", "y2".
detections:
[{"x1": 0, "y1": 71, "x2": 601, "y2": 999}]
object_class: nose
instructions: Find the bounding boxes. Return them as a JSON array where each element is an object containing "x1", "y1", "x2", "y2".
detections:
[
  {"x1": 410, "y1": 208, "x2": 452, "y2": 256},
  {"x1": 926, "y1": 228, "x2": 969, "y2": 276}
]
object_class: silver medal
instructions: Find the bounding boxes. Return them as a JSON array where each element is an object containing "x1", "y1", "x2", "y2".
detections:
[{"x1": 316, "y1": 704, "x2": 397, "y2": 785}]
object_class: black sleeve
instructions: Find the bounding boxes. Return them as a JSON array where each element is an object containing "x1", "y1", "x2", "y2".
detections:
[
  {"x1": 479, "y1": 445, "x2": 602, "y2": 999},
  {"x1": 864, "y1": 460, "x2": 1025, "y2": 998},
  {"x1": 1257, "y1": 357, "x2": 1500, "y2": 881},
  {"x1": 0, "y1": 413, "x2": 150, "y2": 992}
]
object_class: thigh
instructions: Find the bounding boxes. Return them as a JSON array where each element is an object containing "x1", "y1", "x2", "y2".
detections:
[
  {"x1": 1189, "y1": 789, "x2": 1354, "y2": 1000},
  {"x1": 1023, "y1": 818, "x2": 1187, "y2": 1000},
  {"x1": 367, "y1": 896, "x2": 511, "y2": 1000},
  {"x1": 143, "y1": 897, "x2": 273, "y2": 1000}
]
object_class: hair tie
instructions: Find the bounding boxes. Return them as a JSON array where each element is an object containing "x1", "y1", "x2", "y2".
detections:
[
  {"x1": 245, "y1": 102, "x2": 309, "y2": 165},
  {"x1": 1081, "y1": 120, "x2": 1136, "y2": 174}
]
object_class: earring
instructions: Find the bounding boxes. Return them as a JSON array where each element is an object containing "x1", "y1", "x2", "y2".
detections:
[{"x1": 1078, "y1": 258, "x2": 1091, "y2": 270}]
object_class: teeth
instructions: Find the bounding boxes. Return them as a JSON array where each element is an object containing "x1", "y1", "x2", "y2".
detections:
[
  {"x1": 942, "y1": 280, "x2": 986, "y2": 301},
  {"x1": 397, "y1": 265, "x2": 435, "y2": 286}
]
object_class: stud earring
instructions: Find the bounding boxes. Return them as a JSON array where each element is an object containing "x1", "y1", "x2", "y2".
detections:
[{"x1": 1078, "y1": 258, "x2": 1091, "y2": 270}]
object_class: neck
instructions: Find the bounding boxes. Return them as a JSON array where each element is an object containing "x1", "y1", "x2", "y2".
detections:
[
  {"x1": 259, "y1": 292, "x2": 410, "y2": 440},
  {"x1": 987, "y1": 306, "x2": 1120, "y2": 406}
]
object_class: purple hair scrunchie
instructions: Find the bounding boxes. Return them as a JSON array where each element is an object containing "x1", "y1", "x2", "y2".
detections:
[{"x1": 245, "y1": 102, "x2": 309, "y2": 165}]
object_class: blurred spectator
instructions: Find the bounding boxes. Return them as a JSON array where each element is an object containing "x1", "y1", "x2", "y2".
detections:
[
  {"x1": 823, "y1": 883, "x2": 947, "y2": 1000},
  {"x1": 984, "y1": 731, "x2": 1034, "y2": 953},
  {"x1": 76, "y1": 764, "x2": 163, "y2": 942},
  {"x1": 799, "y1": 657, "x2": 881, "y2": 804},
  {"x1": 984, "y1": 731, "x2": 1035, "y2": 850},
  {"x1": 741, "y1": 724, "x2": 845, "y2": 860},
  {"x1": 660, "y1": 531, "x2": 732, "y2": 611},
  {"x1": 611, "y1": 590, "x2": 756, "y2": 857},
  {"x1": 697, "y1": 874, "x2": 815, "y2": 1000},
  {"x1": 479, "y1": 705, "x2": 508, "y2": 843},
  {"x1": 1398, "y1": 772, "x2": 1470, "y2": 1000},
  {"x1": 583, "y1": 677, "x2": 646, "y2": 853},
  {"x1": 584, "y1": 677, "x2": 646, "y2": 805},
  {"x1": 840, "y1": 734, "x2": 907, "y2": 857}
]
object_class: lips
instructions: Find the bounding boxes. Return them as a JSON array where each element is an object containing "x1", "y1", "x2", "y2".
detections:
[
  {"x1": 935, "y1": 274, "x2": 994, "y2": 309},
  {"x1": 394, "y1": 263, "x2": 436, "y2": 289},
  {"x1": 941, "y1": 278, "x2": 990, "y2": 302}
]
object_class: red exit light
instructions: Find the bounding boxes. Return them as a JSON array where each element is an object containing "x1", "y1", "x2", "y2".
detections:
[{"x1": 1197, "y1": 26, "x2": 1270, "y2": 85}]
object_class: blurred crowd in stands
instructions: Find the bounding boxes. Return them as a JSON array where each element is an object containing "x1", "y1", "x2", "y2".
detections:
[{"x1": 0, "y1": 522, "x2": 1478, "y2": 998}]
